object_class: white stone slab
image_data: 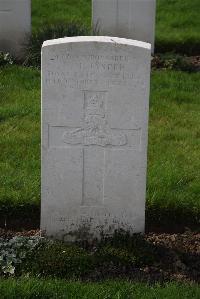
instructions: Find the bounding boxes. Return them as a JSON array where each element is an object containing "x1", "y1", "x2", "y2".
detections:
[
  {"x1": 0, "y1": 0, "x2": 31, "y2": 58},
  {"x1": 41, "y1": 36, "x2": 151, "y2": 241},
  {"x1": 92, "y1": 0, "x2": 156, "y2": 53}
]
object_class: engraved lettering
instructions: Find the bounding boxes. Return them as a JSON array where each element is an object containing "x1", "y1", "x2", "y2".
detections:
[{"x1": 45, "y1": 52, "x2": 145, "y2": 90}]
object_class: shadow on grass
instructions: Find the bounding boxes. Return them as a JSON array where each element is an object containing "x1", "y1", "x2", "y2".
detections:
[
  {"x1": 155, "y1": 40, "x2": 200, "y2": 56},
  {"x1": 0, "y1": 204, "x2": 199, "y2": 233},
  {"x1": 146, "y1": 205, "x2": 200, "y2": 233}
]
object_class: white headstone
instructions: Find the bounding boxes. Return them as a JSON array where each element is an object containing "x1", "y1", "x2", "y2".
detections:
[
  {"x1": 92, "y1": 0, "x2": 156, "y2": 53},
  {"x1": 0, "y1": 0, "x2": 31, "y2": 58},
  {"x1": 41, "y1": 36, "x2": 151, "y2": 241}
]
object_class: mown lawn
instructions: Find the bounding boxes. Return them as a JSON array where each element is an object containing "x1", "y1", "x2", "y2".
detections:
[
  {"x1": 0, "y1": 65, "x2": 199, "y2": 227},
  {"x1": 32, "y1": 0, "x2": 91, "y2": 31},
  {"x1": 156, "y1": 0, "x2": 200, "y2": 54},
  {"x1": 147, "y1": 70, "x2": 200, "y2": 226},
  {"x1": 0, "y1": 279, "x2": 199, "y2": 299},
  {"x1": 0, "y1": 66, "x2": 40, "y2": 215},
  {"x1": 32, "y1": 0, "x2": 200, "y2": 54}
]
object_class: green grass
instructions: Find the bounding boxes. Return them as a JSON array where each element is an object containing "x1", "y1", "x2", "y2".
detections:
[
  {"x1": 156, "y1": 0, "x2": 200, "y2": 54},
  {"x1": 31, "y1": 0, "x2": 200, "y2": 54},
  {"x1": 0, "y1": 66, "x2": 40, "y2": 216},
  {"x1": 0, "y1": 66, "x2": 199, "y2": 227},
  {"x1": 0, "y1": 278, "x2": 199, "y2": 299},
  {"x1": 32, "y1": 0, "x2": 91, "y2": 32},
  {"x1": 147, "y1": 70, "x2": 200, "y2": 227}
]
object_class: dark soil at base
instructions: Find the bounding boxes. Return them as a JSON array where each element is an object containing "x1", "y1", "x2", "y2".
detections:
[
  {"x1": 0, "y1": 228, "x2": 199, "y2": 284},
  {"x1": 152, "y1": 55, "x2": 200, "y2": 72}
]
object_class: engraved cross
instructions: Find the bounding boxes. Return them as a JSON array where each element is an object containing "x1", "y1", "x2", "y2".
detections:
[{"x1": 49, "y1": 91, "x2": 141, "y2": 207}]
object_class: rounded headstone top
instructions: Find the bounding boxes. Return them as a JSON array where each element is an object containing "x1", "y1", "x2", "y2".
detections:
[{"x1": 42, "y1": 36, "x2": 151, "y2": 50}]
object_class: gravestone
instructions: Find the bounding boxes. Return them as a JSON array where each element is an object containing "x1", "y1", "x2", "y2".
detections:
[
  {"x1": 0, "y1": 0, "x2": 31, "y2": 58},
  {"x1": 41, "y1": 36, "x2": 151, "y2": 241},
  {"x1": 92, "y1": 0, "x2": 156, "y2": 53}
]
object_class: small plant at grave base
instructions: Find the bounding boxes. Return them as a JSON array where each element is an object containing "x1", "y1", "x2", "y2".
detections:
[
  {"x1": 24, "y1": 22, "x2": 90, "y2": 67},
  {"x1": 95, "y1": 231, "x2": 158, "y2": 267},
  {"x1": 24, "y1": 239, "x2": 95, "y2": 278},
  {"x1": 0, "y1": 52, "x2": 13, "y2": 67},
  {"x1": 24, "y1": 232, "x2": 160, "y2": 280},
  {"x1": 0, "y1": 236, "x2": 41, "y2": 276}
]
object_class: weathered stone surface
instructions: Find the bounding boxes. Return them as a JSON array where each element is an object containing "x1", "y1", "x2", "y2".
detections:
[
  {"x1": 0, "y1": 0, "x2": 31, "y2": 58},
  {"x1": 92, "y1": 0, "x2": 156, "y2": 53},
  {"x1": 41, "y1": 36, "x2": 151, "y2": 241}
]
